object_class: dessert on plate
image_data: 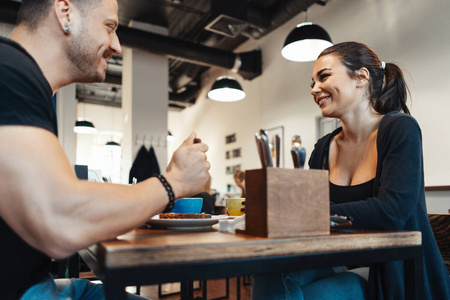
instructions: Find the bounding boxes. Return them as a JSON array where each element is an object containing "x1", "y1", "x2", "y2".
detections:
[{"x1": 159, "y1": 213, "x2": 212, "y2": 219}]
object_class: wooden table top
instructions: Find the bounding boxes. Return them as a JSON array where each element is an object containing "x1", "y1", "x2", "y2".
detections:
[{"x1": 87, "y1": 229, "x2": 422, "y2": 269}]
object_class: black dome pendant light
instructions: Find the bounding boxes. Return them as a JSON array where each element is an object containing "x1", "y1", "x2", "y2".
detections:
[{"x1": 281, "y1": 9, "x2": 332, "y2": 62}]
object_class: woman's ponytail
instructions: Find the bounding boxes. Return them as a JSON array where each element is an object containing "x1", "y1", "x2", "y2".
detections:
[{"x1": 376, "y1": 63, "x2": 410, "y2": 114}]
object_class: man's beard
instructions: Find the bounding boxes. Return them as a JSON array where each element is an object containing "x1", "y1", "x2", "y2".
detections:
[{"x1": 67, "y1": 25, "x2": 105, "y2": 83}]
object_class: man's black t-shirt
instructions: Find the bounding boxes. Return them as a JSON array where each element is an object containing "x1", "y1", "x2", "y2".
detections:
[
  {"x1": 0, "y1": 36, "x2": 56, "y2": 298},
  {"x1": 0, "y1": 37, "x2": 56, "y2": 132}
]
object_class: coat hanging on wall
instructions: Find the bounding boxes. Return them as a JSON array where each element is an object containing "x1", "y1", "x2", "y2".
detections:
[
  {"x1": 129, "y1": 145, "x2": 161, "y2": 184},
  {"x1": 148, "y1": 146, "x2": 161, "y2": 177}
]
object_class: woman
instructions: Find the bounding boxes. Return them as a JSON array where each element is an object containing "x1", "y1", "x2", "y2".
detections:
[
  {"x1": 195, "y1": 174, "x2": 216, "y2": 214},
  {"x1": 252, "y1": 42, "x2": 450, "y2": 299},
  {"x1": 234, "y1": 169, "x2": 246, "y2": 197}
]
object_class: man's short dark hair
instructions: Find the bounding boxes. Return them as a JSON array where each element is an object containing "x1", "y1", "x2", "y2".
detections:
[
  {"x1": 17, "y1": 0, "x2": 102, "y2": 28},
  {"x1": 17, "y1": 0, "x2": 52, "y2": 28}
]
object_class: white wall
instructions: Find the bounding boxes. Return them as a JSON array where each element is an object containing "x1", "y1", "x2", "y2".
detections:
[
  {"x1": 0, "y1": 23, "x2": 14, "y2": 36},
  {"x1": 168, "y1": 0, "x2": 450, "y2": 211},
  {"x1": 425, "y1": 191, "x2": 450, "y2": 214}
]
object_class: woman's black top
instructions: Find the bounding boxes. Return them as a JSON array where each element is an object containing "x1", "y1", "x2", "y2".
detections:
[{"x1": 329, "y1": 179, "x2": 375, "y2": 204}]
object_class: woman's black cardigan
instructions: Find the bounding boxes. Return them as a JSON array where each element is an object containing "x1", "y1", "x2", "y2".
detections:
[{"x1": 308, "y1": 111, "x2": 450, "y2": 300}]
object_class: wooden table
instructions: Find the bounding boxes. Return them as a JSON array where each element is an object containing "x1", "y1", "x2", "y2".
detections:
[{"x1": 79, "y1": 228, "x2": 423, "y2": 300}]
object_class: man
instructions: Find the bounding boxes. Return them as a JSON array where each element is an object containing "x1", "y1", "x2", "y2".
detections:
[{"x1": 0, "y1": 0, "x2": 210, "y2": 298}]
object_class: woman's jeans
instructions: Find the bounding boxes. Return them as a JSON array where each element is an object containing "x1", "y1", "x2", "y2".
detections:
[
  {"x1": 251, "y1": 268, "x2": 367, "y2": 300},
  {"x1": 20, "y1": 274, "x2": 147, "y2": 300}
]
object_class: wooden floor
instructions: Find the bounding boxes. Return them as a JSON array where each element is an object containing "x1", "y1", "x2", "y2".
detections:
[{"x1": 125, "y1": 277, "x2": 252, "y2": 300}]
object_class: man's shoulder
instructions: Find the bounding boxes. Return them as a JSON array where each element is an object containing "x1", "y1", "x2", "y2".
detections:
[
  {"x1": 1, "y1": 39, "x2": 32, "y2": 79},
  {"x1": 0, "y1": 36, "x2": 28, "y2": 57},
  {"x1": 0, "y1": 37, "x2": 55, "y2": 134},
  {"x1": 0, "y1": 37, "x2": 51, "y2": 94},
  {"x1": 0, "y1": 37, "x2": 39, "y2": 73}
]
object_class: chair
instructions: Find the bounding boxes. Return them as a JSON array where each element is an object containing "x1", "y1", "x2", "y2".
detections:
[
  {"x1": 158, "y1": 281, "x2": 202, "y2": 298},
  {"x1": 158, "y1": 279, "x2": 230, "y2": 300},
  {"x1": 428, "y1": 214, "x2": 450, "y2": 273},
  {"x1": 201, "y1": 278, "x2": 231, "y2": 300}
]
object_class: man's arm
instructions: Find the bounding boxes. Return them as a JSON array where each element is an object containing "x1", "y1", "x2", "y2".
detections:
[{"x1": 0, "y1": 126, "x2": 209, "y2": 259}]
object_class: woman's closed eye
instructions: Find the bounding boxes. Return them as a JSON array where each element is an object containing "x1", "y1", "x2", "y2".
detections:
[
  {"x1": 319, "y1": 73, "x2": 330, "y2": 81},
  {"x1": 311, "y1": 74, "x2": 330, "y2": 88}
]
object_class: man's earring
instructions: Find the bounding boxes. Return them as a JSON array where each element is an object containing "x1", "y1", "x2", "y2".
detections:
[{"x1": 63, "y1": 24, "x2": 71, "y2": 33}]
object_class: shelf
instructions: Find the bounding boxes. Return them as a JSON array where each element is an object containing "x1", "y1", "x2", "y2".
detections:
[{"x1": 425, "y1": 186, "x2": 450, "y2": 191}]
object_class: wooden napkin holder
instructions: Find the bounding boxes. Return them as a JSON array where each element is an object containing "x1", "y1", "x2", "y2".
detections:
[{"x1": 243, "y1": 168, "x2": 330, "y2": 238}]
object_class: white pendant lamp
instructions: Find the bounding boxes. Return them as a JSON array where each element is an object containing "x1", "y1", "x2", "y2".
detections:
[
  {"x1": 74, "y1": 120, "x2": 97, "y2": 134},
  {"x1": 74, "y1": 102, "x2": 97, "y2": 134},
  {"x1": 281, "y1": 22, "x2": 333, "y2": 62},
  {"x1": 208, "y1": 77, "x2": 246, "y2": 102}
]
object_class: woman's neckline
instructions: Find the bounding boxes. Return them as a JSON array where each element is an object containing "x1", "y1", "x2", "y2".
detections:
[{"x1": 329, "y1": 178, "x2": 375, "y2": 188}]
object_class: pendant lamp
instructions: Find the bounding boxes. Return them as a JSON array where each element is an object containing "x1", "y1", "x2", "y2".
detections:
[
  {"x1": 281, "y1": 22, "x2": 333, "y2": 62},
  {"x1": 74, "y1": 120, "x2": 97, "y2": 134},
  {"x1": 167, "y1": 131, "x2": 175, "y2": 142},
  {"x1": 105, "y1": 141, "x2": 120, "y2": 147},
  {"x1": 208, "y1": 76, "x2": 246, "y2": 102}
]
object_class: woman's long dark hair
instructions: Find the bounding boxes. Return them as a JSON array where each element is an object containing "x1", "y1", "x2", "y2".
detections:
[{"x1": 318, "y1": 42, "x2": 410, "y2": 115}]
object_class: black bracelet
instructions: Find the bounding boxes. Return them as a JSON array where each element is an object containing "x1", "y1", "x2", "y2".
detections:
[{"x1": 156, "y1": 174, "x2": 176, "y2": 211}]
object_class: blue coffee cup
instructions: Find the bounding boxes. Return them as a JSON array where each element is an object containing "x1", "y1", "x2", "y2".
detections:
[{"x1": 172, "y1": 198, "x2": 203, "y2": 214}]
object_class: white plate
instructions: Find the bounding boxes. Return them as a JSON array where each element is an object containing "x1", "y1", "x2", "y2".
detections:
[{"x1": 147, "y1": 215, "x2": 229, "y2": 230}]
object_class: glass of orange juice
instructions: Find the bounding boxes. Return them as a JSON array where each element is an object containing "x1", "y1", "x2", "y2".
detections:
[{"x1": 226, "y1": 198, "x2": 245, "y2": 216}]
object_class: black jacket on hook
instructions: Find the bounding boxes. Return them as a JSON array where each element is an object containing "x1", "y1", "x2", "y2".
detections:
[
  {"x1": 148, "y1": 146, "x2": 161, "y2": 177},
  {"x1": 129, "y1": 145, "x2": 160, "y2": 184}
]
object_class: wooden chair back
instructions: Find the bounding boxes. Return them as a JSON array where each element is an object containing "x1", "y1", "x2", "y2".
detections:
[{"x1": 428, "y1": 213, "x2": 450, "y2": 272}]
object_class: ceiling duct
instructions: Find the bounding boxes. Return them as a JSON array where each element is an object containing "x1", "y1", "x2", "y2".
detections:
[
  {"x1": 169, "y1": 84, "x2": 200, "y2": 102},
  {"x1": 76, "y1": 83, "x2": 122, "y2": 108},
  {"x1": 204, "y1": 0, "x2": 318, "y2": 40},
  {"x1": 205, "y1": 0, "x2": 270, "y2": 38},
  {"x1": 116, "y1": 25, "x2": 261, "y2": 80},
  {"x1": 205, "y1": 14, "x2": 249, "y2": 38}
]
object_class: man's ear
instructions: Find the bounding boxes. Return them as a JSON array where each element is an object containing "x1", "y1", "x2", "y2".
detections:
[
  {"x1": 355, "y1": 67, "x2": 370, "y2": 88},
  {"x1": 54, "y1": 0, "x2": 72, "y2": 33}
]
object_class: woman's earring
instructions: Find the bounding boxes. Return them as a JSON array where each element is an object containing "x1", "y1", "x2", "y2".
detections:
[{"x1": 63, "y1": 24, "x2": 71, "y2": 33}]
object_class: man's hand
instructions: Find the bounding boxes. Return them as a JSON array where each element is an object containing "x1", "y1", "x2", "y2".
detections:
[{"x1": 165, "y1": 132, "x2": 210, "y2": 198}]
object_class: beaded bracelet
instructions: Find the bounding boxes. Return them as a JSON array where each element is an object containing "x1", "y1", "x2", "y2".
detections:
[{"x1": 156, "y1": 174, "x2": 175, "y2": 211}]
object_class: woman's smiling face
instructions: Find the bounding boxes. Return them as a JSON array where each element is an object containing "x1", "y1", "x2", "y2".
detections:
[{"x1": 310, "y1": 54, "x2": 363, "y2": 118}]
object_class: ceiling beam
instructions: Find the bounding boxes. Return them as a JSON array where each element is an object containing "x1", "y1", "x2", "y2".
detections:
[
  {"x1": 0, "y1": 2, "x2": 262, "y2": 81},
  {"x1": 116, "y1": 25, "x2": 261, "y2": 80}
]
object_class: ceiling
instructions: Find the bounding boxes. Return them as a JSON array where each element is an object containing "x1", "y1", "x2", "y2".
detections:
[{"x1": 0, "y1": 0, "x2": 325, "y2": 110}]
